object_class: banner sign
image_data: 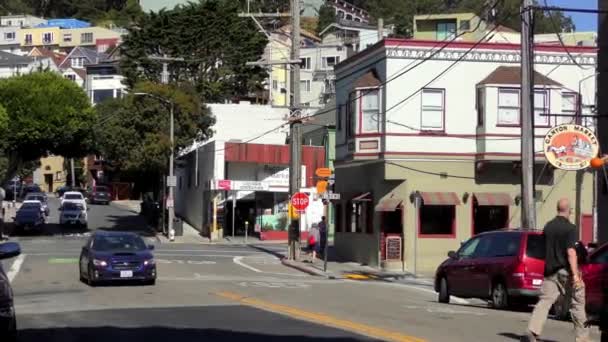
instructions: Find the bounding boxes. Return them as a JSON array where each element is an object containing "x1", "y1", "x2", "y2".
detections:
[{"x1": 544, "y1": 124, "x2": 599, "y2": 171}]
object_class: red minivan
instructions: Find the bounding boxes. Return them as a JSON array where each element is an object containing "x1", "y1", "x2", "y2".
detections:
[
  {"x1": 435, "y1": 229, "x2": 545, "y2": 308},
  {"x1": 580, "y1": 243, "x2": 608, "y2": 318}
]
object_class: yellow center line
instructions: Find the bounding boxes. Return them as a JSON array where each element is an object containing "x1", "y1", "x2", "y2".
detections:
[{"x1": 215, "y1": 291, "x2": 426, "y2": 342}]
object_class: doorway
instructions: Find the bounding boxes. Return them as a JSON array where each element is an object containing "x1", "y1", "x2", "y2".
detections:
[
  {"x1": 380, "y1": 207, "x2": 404, "y2": 262},
  {"x1": 44, "y1": 174, "x2": 54, "y2": 193}
]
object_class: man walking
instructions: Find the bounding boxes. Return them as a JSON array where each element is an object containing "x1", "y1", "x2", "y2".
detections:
[{"x1": 523, "y1": 198, "x2": 590, "y2": 342}]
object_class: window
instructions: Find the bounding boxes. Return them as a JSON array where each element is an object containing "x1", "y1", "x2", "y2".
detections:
[
  {"x1": 347, "y1": 92, "x2": 356, "y2": 137},
  {"x1": 347, "y1": 200, "x2": 372, "y2": 233},
  {"x1": 92, "y1": 89, "x2": 114, "y2": 104},
  {"x1": 437, "y1": 22, "x2": 457, "y2": 41},
  {"x1": 460, "y1": 20, "x2": 471, "y2": 31},
  {"x1": 562, "y1": 93, "x2": 578, "y2": 124},
  {"x1": 322, "y1": 56, "x2": 340, "y2": 69},
  {"x1": 81, "y1": 32, "x2": 93, "y2": 43},
  {"x1": 526, "y1": 234, "x2": 545, "y2": 260},
  {"x1": 534, "y1": 90, "x2": 549, "y2": 127},
  {"x1": 25, "y1": 34, "x2": 32, "y2": 44},
  {"x1": 419, "y1": 204, "x2": 455, "y2": 236},
  {"x1": 65, "y1": 74, "x2": 76, "y2": 81},
  {"x1": 361, "y1": 89, "x2": 380, "y2": 133},
  {"x1": 476, "y1": 233, "x2": 521, "y2": 258},
  {"x1": 55, "y1": 171, "x2": 62, "y2": 181},
  {"x1": 300, "y1": 57, "x2": 311, "y2": 70},
  {"x1": 63, "y1": 33, "x2": 72, "y2": 42},
  {"x1": 42, "y1": 32, "x2": 53, "y2": 44},
  {"x1": 71, "y1": 57, "x2": 84, "y2": 68},
  {"x1": 300, "y1": 80, "x2": 311, "y2": 92},
  {"x1": 498, "y1": 89, "x2": 520, "y2": 125},
  {"x1": 458, "y1": 237, "x2": 480, "y2": 259},
  {"x1": 335, "y1": 203, "x2": 343, "y2": 232},
  {"x1": 421, "y1": 89, "x2": 444, "y2": 131},
  {"x1": 272, "y1": 79, "x2": 278, "y2": 90},
  {"x1": 476, "y1": 87, "x2": 485, "y2": 126},
  {"x1": 4, "y1": 32, "x2": 15, "y2": 40}
]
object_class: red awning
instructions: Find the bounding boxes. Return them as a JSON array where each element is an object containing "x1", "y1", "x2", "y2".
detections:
[
  {"x1": 474, "y1": 192, "x2": 513, "y2": 206},
  {"x1": 420, "y1": 192, "x2": 461, "y2": 205},
  {"x1": 375, "y1": 198, "x2": 403, "y2": 212}
]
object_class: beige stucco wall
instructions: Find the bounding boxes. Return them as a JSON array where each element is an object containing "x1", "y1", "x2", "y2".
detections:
[{"x1": 334, "y1": 159, "x2": 593, "y2": 276}]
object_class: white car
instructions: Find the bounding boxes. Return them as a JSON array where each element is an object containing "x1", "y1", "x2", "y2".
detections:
[
  {"x1": 61, "y1": 191, "x2": 87, "y2": 210},
  {"x1": 59, "y1": 202, "x2": 88, "y2": 228}
]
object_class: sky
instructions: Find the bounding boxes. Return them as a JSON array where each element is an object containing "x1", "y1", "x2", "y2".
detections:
[{"x1": 546, "y1": 0, "x2": 597, "y2": 32}]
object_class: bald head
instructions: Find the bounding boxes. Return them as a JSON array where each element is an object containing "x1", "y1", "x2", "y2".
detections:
[{"x1": 557, "y1": 198, "x2": 571, "y2": 217}]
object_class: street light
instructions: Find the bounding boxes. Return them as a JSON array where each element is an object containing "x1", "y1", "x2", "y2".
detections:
[{"x1": 133, "y1": 92, "x2": 176, "y2": 242}]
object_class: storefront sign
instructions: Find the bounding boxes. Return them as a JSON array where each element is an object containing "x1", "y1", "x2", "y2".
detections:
[
  {"x1": 385, "y1": 236, "x2": 402, "y2": 261},
  {"x1": 210, "y1": 179, "x2": 269, "y2": 191},
  {"x1": 543, "y1": 124, "x2": 599, "y2": 171}
]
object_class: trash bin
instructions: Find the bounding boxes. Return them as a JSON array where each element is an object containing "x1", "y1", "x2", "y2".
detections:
[{"x1": 173, "y1": 218, "x2": 183, "y2": 236}]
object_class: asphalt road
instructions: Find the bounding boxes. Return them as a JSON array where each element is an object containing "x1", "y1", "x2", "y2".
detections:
[{"x1": 2, "y1": 198, "x2": 604, "y2": 341}]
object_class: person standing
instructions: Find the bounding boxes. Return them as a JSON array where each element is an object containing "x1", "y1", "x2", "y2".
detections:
[
  {"x1": 523, "y1": 198, "x2": 590, "y2": 342},
  {"x1": 319, "y1": 216, "x2": 327, "y2": 258},
  {"x1": 307, "y1": 223, "x2": 320, "y2": 263}
]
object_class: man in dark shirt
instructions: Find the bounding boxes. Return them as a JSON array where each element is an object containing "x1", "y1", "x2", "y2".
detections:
[{"x1": 524, "y1": 198, "x2": 590, "y2": 342}]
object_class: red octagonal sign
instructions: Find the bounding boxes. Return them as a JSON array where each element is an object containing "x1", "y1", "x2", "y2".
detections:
[{"x1": 291, "y1": 192, "x2": 309, "y2": 211}]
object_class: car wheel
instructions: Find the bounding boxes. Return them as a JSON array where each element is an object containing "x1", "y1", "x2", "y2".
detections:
[
  {"x1": 87, "y1": 264, "x2": 97, "y2": 287},
  {"x1": 491, "y1": 281, "x2": 509, "y2": 309},
  {"x1": 438, "y1": 277, "x2": 450, "y2": 304},
  {"x1": 552, "y1": 294, "x2": 570, "y2": 321}
]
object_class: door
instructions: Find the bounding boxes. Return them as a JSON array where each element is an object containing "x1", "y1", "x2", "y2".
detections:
[
  {"x1": 581, "y1": 214, "x2": 593, "y2": 245},
  {"x1": 582, "y1": 246, "x2": 608, "y2": 314},
  {"x1": 470, "y1": 233, "x2": 522, "y2": 298},
  {"x1": 44, "y1": 174, "x2": 53, "y2": 193},
  {"x1": 446, "y1": 236, "x2": 481, "y2": 297}
]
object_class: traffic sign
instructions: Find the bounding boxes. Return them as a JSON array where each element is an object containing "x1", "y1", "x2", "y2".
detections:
[
  {"x1": 291, "y1": 192, "x2": 309, "y2": 211},
  {"x1": 321, "y1": 193, "x2": 341, "y2": 200},
  {"x1": 316, "y1": 180, "x2": 328, "y2": 194},
  {"x1": 315, "y1": 167, "x2": 332, "y2": 178},
  {"x1": 166, "y1": 176, "x2": 177, "y2": 187}
]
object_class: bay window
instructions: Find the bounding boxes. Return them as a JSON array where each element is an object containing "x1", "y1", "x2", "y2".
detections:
[
  {"x1": 421, "y1": 89, "x2": 444, "y2": 131},
  {"x1": 361, "y1": 89, "x2": 380, "y2": 133},
  {"x1": 497, "y1": 89, "x2": 520, "y2": 125}
]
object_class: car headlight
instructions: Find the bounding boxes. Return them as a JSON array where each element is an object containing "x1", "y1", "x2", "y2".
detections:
[
  {"x1": 144, "y1": 259, "x2": 155, "y2": 266},
  {"x1": 93, "y1": 259, "x2": 108, "y2": 267}
]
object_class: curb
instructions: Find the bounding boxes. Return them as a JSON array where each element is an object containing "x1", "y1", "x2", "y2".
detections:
[{"x1": 280, "y1": 258, "x2": 337, "y2": 279}]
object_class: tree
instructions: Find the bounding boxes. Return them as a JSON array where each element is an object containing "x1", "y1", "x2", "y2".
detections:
[
  {"x1": 94, "y1": 81, "x2": 215, "y2": 176},
  {"x1": 0, "y1": 72, "x2": 96, "y2": 184},
  {"x1": 317, "y1": 3, "x2": 337, "y2": 35},
  {"x1": 120, "y1": 0, "x2": 268, "y2": 102}
]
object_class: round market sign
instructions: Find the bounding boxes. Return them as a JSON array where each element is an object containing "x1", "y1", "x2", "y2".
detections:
[{"x1": 543, "y1": 124, "x2": 599, "y2": 171}]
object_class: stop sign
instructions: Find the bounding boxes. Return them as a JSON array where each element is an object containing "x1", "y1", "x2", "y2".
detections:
[{"x1": 291, "y1": 192, "x2": 309, "y2": 211}]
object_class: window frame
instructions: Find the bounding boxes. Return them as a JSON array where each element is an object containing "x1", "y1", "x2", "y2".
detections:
[
  {"x1": 533, "y1": 89, "x2": 550, "y2": 128},
  {"x1": 300, "y1": 79, "x2": 311, "y2": 92},
  {"x1": 420, "y1": 88, "x2": 445, "y2": 132},
  {"x1": 497, "y1": 88, "x2": 521, "y2": 127},
  {"x1": 346, "y1": 199, "x2": 373, "y2": 234},
  {"x1": 24, "y1": 33, "x2": 32, "y2": 44},
  {"x1": 42, "y1": 32, "x2": 53, "y2": 44},
  {"x1": 562, "y1": 92, "x2": 579, "y2": 124},
  {"x1": 81, "y1": 32, "x2": 93, "y2": 44},
  {"x1": 63, "y1": 33, "x2": 72, "y2": 42},
  {"x1": 322, "y1": 56, "x2": 341, "y2": 69},
  {"x1": 300, "y1": 57, "x2": 311, "y2": 70},
  {"x1": 359, "y1": 88, "x2": 381, "y2": 134},
  {"x1": 4, "y1": 32, "x2": 15, "y2": 40},
  {"x1": 436, "y1": 22, "x2": 457, "y2": 41},
  {"x1": 346, "y1": 91, "x2": 357, "y2": 138},
  {"x1": 418, "y1": 204, "x2": 456, "y2": 238}
]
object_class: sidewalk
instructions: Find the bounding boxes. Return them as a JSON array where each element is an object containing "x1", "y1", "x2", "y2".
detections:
[
  {"x1": 111, "y1": 200, "x2": 141, "y2": 214},
  {"x1": 278, "y1": 245, "x2": 434, "y2": 286}
]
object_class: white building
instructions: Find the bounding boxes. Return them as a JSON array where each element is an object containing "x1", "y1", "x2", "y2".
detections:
[
  {"x1": 0, "y1": 15, "x2": 46, "y2": 28},
  {"x1": 319, "y1": 19, "x2": 392, "y2": 57},
  {"x1": 0, "y1": 50, "x2": 58, "y2": 78},
  {"x1": 85, "y1": 60, "x2": 126, "y2": 105},
  {"x1": 331, "y1": 38, "x2": 597, "y2": 273}
]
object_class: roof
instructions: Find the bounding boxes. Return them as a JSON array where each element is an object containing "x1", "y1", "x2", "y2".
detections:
[
  {"x1": 494, "y1": 25, "x2": 518, "y2": 33},
  {"x1": 353, "y1": 70, "x2": 382, "y2": 88},
  {"x1": 414, "y1": 12, "x2": 478, "y2": 21},
  {"x1": 477, "y1": 66, "x2": 563, "y2": 86},
  {"x1": 28, "y1": 47, "x2": 66, "y2": 67},
  {"x1": 319, "y1": 19, "x2": 378, "y2": 36},
  {"x1": 302, "y1": 99, "x2": 336, "y2": 136},
  {"x1": 58, "y1": 46, "x2": 109, "y2": 68},
  {"x1": 0, "y1": 51, "x2": 34, "y2": 67},
  {"x1": 36, "y1": 18, "x2": 90, "y2": 29},
  {"x1": 276, "y1": 25, "x2": 321, "y2": 43}
]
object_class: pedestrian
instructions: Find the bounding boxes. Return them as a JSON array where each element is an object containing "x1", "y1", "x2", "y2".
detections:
[
  {"x1": 307, "y1": 223, "x2": 320, "y2": 263},
  {"x1": 319, "y1": 216, "x2": 327, "y2": 258},
  {"x1": 523, "y1": 198, "x2": 590, "y2": 342}
]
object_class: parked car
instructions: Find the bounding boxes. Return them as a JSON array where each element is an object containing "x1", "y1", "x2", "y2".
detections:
[
  {"x1": 56, "y1": 185, "x2": 71, "y2": 198},
  {"x1": 14, "y1": 201, "x2": 45, "y2": 233},
  {"x1": 0, "y1": 242, "x2": 21, "y2": 342},
  {"x1": 20, "y1": 184, "x2": 41, "y2": 199},
  {"x1": 87, "y1": 185, "x2": 112, "y2": 205},
  {"x1": 61, "y1": 191, "x2": 87, "y2": 211},
  {"x1": 24, "y1": 193, "x2": 49, "y2": 216},
  {"x1": 79, "y1": 231, "x2": 156, "y2": 286},
  {"x1": 435, "y1": 229, "x2": 545, "y2": 309},
  {"x1": 59, "y1": 202, "x2": 88, "y2": 228}
]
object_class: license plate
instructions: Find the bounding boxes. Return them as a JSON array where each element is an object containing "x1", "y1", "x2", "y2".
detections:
[
  {"x1": 120, "y1": 271, "x2": 133, "y2": 278},
  {"x1": 533, "y1": 279, "x2": 543, "y2": 286}
]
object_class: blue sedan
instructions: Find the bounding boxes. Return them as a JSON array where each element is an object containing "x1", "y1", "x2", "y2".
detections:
[{"x1": 79, "y1": 231, "x2": 156, "y2": 286}]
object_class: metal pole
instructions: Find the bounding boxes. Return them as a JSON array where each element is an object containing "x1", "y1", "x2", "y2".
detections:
[
  {"x1": 377, "y1": 18, "x2": 384, "y2": 41},
  {"x1": 520, "y1": 0, "x2": 536, "y2": 229},
  {"x1": 168, "y1": 100, "x2": 175, "y2": 241},
  {"x1": 413, "y1": 195, "x2": 419, "y2": 276},
  {"x1": 288, "y1": 0, "x2": 302, "y2": 260},
  {"x1": 245, "y1": 220, "x2": 248, "y2": 243},
  {"x1": 70, "y1": 158, "x2": 76, "y2": 187},
  {"x1": 232, "y1": 191, "x2": 236, "y2": 239}
]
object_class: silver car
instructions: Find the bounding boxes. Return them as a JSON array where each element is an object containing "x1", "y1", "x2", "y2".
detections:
[{"x1": 59, "y1": 202, "x2": 88, "y2": 228}]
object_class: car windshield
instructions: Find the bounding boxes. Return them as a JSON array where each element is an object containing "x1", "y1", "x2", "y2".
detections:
[
  {"x1": 526, "y1": 234, "x2": 545, "y2": 260},
  {"x1": 26, "y1": 195, "x2": 45, "y2": 202},
  {"x1": 63, "y1": 202, "x2": 84, "y2": 211},
  {"x1": 93, "y1": 235, "x2": 147, "y2": 252},
  {"x1": 21, "y1": 203, "x2": 41, "y2": 210},
  {"x1": 95, "y1": 186, "x2": 109, "y2": 192},
  {"x1": 65, "y1": 194, "x2": 83, "y2": 200}
]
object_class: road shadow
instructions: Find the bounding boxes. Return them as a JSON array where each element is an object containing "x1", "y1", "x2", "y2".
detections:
[
  {"x1": 17, "y1": 326, "x2": 377, "y2": 342},
  {"x1": 498, "y1": 332, "x2": 558, "y2": 342},
  {"x1": 98, "y1": 214, "x2": 156, "y2": 237},
  {"x1": 3, "y1": 222, "x2": 89, "y2": 238}
]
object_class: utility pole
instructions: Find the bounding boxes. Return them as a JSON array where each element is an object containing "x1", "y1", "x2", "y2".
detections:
[
  {"x1": 288, "y1": 0, "x2": 302, "y2": 260},
  {"x1": 520, "y1": 0, "x2": 536, "y2": 229},
  {"x1": 70, "y1": 158, "x2": 76, "y2": 187},
  {"x1": 148, "y1": 55, "x2": 183, "y2": 242},
  {"x1": 598, "y1": 0, "x2": 608, "y2": 243},
  {"x1": 377, "y1": 18, "x2": 384, "y2": 41}
]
